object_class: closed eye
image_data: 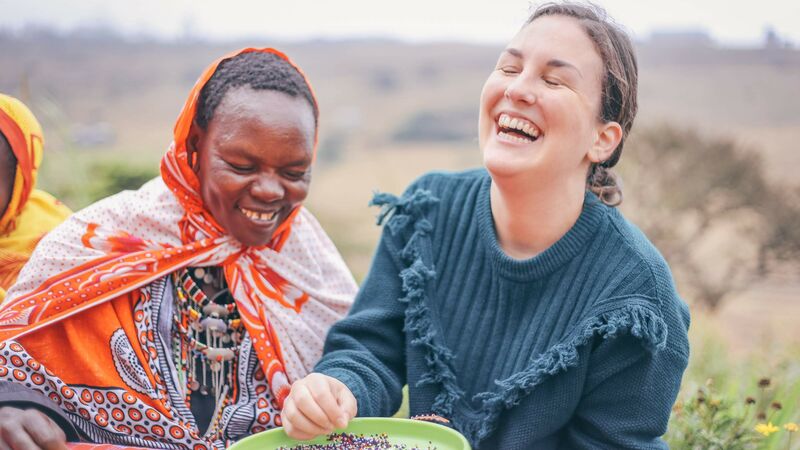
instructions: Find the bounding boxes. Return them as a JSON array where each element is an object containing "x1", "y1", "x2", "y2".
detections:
[
  {"x1": 500, "y1": 66, "x2": 520, "y2": 75},
  {"x1": 544, "y1": 77, "x2": 561, "y2": 87},
  {"x1": 227, "y1": 161, "x2": 254, "y2": 172},
  {"x1": 284, "y1": 170, "x2": 309, "y2": 181}
]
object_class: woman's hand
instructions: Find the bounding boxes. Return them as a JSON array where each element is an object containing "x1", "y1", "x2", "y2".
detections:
[
  {"x1": 281, "y1": 373, "x2": 357, "y2": 441},
  {"x1": 0, "y1": 406, "x2": 68, "y2": 450}
]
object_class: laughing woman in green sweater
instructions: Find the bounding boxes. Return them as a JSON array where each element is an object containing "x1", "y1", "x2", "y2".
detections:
[{"x1": 282, "y1": 3, "x2": 690, "y2": 449}]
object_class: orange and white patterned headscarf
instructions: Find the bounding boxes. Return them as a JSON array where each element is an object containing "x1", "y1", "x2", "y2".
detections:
[
  {"x1": 0, "y1": 48, "x2": 357, "y2": 407},
  {"x1": 0, "y1": 93, "x2": 71, "y2": 302}
]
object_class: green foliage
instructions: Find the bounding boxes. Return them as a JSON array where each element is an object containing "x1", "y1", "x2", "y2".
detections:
[
  {"x1": 668, "y1": 376, "x2": 800, "y2": 450},
  {"x1": 393, "y1": 385, "x2": 410, "y2": 419},
  {"x1": 37, "y1": 149, "x2": 159, "y2": 210},
  {"x1": 85, "y1": 159, "x2": 157, "y2": 203},
  {"x1": 668, "y1": 381, "x2": 762, "y2": 449},
  {"x1": 666, "y1": 319, "x2": 800, "y2": 450}
]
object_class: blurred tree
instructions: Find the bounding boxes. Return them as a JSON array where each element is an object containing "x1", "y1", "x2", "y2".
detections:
[
  {"x1": 392, "y1": 109, "x2": 476, "y2": 143},
  {"x1": 86, "y1": 160, "x2": 158, "y2": 204},
  {"x1": 619, "y1": 125, "x2": 800, "y2": 312},
  {"x1": 370, "y1": 68, "x2": 399, "y2": 92}
]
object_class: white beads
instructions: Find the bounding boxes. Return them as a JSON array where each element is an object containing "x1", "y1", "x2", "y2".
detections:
[
  {"x1": 200, "y1": 316, "x2": 226, "y2": 332},
  {"x1": 205, "y1": 347, "x2": 235, "y2": 362},
  {"x1": 202, "y1": 303, "x2": 229, "y2": 318}
]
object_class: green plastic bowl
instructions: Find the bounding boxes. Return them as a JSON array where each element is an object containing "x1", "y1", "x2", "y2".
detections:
[{"x1": 229, "y1": 417, "x2": 471, "y2": 449}]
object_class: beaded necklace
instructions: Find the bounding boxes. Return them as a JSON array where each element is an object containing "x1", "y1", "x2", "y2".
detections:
[{"x1": 172, "y1": 267, "x2": 244, "y2": 412}]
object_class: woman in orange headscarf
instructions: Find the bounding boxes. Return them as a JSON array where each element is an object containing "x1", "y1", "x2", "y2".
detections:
[
  {"x1": 0, "y1": 94, "x2": 72, "y2": 303},
  {"x1": 0, "y1": 48, "x2": 356, "y2": 449}
]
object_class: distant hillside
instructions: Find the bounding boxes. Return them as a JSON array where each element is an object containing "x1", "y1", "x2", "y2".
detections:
[{"x1": 1, "y1": 31, "x2": 798, "y2": 180}]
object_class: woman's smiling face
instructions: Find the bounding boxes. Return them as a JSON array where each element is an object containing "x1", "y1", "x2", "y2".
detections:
[
  {"x1": 189, "y1": 86, "x2": 316, "y2": 247},
  {"x1": 478, "y1": 15, "x2": 609, "y2": 184}
]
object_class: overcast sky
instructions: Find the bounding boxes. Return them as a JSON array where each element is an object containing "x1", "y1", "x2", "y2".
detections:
[{"x1": 1, "y1": 0, "x2": 797, "y2": 46}]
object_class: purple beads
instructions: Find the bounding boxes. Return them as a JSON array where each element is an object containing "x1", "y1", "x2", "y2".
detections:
[{"x1": 276, "y1": 432, "x2": 438, "y2": 450}]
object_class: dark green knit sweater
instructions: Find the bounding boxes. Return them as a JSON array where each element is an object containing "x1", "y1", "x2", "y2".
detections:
[{"x1": 315, "y1": 169, "x2": 690, "y2": 449}]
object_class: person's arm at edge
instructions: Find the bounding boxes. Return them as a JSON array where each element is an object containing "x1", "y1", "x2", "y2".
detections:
[
  {"x1": 0, "y1": 380, "x2": 82, "y2": 442},
  {"x1": 313, "y1": 227, "x2": 408, "y2": 418}
]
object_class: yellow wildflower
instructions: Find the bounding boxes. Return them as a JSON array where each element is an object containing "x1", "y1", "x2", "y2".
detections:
[
  {"x1": 755, "y1": 422, "x2": 779, "y2": 436},
  {"x1": 785, "y1": 423, "x2": 799, "y2": 432}
]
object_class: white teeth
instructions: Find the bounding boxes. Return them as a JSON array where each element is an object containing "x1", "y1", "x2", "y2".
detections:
[
  {"x1": 498, "y1": 131, "x2": 534, "y2": 144},
  {"x1": 240, "y1": 208, "x2": 277, "y2": 222},
  {"x1": 497, "y1": 113, "x2": 541, "y2": 139}
]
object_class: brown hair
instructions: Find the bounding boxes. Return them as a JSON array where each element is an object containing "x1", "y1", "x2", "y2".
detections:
[{"x1": 527, "y1": 2, "x2": 638, "y2": 206}]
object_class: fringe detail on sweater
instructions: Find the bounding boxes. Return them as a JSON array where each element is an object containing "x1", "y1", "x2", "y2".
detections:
[
  {"x1": 373, "y1": 189, "x2": 464, "y2": 417},
  {"x1": 372, "y1": 189, "x2": 669, "y2": 447},
  {"x1": 470, "y1": 305, "x2": 668, "y2": 442}
]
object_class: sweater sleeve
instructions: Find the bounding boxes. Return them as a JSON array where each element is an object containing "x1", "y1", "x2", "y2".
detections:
[
  {"x1": 313, "y1": 228, "x2": 407, "y2": 418},
  {"x1": 561, "y1": 333, "x2": 687, "y2": 450},
  {"x1": 0, "y1": 381, "x2": 81, "y2": 441}
]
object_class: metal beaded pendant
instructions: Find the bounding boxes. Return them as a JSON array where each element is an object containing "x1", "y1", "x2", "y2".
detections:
[{"x1": 173, "y1": 268, "x2": 243, "y2": 407}]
